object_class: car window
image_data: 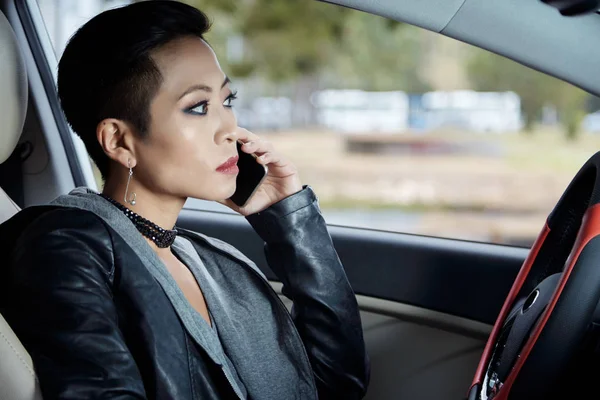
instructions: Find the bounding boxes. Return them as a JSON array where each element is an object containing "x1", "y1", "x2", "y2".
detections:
[{"x1": 34, "y1": 0, "x2": 600, "y2": 246}]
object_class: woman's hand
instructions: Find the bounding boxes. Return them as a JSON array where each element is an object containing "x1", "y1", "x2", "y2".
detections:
[{"x1": 220, "y1": 128, "x2": 303, "y2": 216}]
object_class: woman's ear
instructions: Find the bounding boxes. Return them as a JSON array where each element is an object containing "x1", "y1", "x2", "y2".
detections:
[{"x1": 97, "y1": 119, "x2": 138, "y2": 169}]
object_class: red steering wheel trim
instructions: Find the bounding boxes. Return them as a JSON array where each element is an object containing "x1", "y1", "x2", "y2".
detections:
[{"x1": 470, "y1": 203, "x2": 600, "y2": 399}]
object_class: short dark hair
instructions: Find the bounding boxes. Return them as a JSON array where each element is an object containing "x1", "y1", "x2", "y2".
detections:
[{"x1": 57, "y1": 0, "x2": 211, "y2": 180}]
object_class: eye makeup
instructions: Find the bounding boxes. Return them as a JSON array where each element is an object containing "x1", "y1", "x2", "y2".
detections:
[{"x1": 184, "y1": 90, "x2": 238, "y2": 116}]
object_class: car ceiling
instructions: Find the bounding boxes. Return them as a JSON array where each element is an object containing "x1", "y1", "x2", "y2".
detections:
[{"x1": 319, "y1": 0, "x2": 600, "y2": 97}]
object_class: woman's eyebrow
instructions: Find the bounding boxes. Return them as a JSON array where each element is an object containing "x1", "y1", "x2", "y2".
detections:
[
  {"x1": 222, "y1": 76, "x2": 231, "y2": 88},
  {"x1": 178, "y1": 76, "x2": 231, "y2": 100}
]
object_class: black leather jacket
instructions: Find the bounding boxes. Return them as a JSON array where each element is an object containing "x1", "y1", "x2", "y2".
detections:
[{"x1": 0, "y1": 189, "x2": 369, "y2": 399}]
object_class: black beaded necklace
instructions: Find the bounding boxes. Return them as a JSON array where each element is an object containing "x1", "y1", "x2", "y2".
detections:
[{"x1": 100, "y1": 194, "x2": 177, "y2": 248}]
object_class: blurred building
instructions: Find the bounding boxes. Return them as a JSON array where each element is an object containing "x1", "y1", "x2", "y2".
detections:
[
  {"x1": 311, "y1": 90, "x2": 410, "y2": 134},
  {"x1": 417, "y1": 90, "x2": 523, "y2": 133}
]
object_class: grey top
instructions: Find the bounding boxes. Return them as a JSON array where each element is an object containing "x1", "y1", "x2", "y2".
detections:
[{"x1": 171, "y1": 236, "x2": 248, "y2": 399}]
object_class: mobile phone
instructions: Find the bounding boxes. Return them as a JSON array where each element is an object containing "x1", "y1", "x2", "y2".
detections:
[{"x1": 229, "y1": 140, "x2": 268, "y2": 207}]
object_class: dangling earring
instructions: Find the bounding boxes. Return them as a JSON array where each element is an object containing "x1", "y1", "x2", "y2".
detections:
[{"x1": 124, "y1": 160, "x2": 137, "y2": 206}]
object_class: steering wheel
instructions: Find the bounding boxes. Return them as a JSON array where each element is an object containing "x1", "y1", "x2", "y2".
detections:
[{"x1": 468, "y1": 151, "x2": 600, "y2": 400}]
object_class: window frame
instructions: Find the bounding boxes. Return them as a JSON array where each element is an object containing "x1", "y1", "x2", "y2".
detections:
[{"x1": 19, "y1": 0, "x2": 98, "y2": 191}]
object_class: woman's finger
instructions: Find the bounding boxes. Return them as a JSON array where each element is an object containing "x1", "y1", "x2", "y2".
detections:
[
  {"x1": 235, "y1": 127, "x2": 260, "y2": 143},
  {"x1": 257, "y1": 151, "x2": 287, "y2": 167},
  {"x1": 242, "y1": 139, "x2": 274, "y2": 155}
]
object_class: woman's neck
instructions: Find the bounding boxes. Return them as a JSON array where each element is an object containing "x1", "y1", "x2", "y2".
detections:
[{"x1": 102, "y1": 178, "x2": 185, "y2": 237}]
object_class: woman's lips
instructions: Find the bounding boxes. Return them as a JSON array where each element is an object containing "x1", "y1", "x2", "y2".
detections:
[{"x1": 216, "y1": 155, "x2": 239, "y2": 174}]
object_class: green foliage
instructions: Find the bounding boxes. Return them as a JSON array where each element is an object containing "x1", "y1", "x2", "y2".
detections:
[
  {"x1": 326, "y1": 11, "x2": 430, "y2": 92},
  {"x1": 237, "y1": 0, "x2": 350, "y2": 81}
]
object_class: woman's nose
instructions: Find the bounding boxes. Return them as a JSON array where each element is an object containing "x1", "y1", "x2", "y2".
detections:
[
  {"x1": 215, "y1": 106, "x2": 238, "y2": 143},
  {"x1": 221, "y1": 128, "x2": 237, "y2": 143}
]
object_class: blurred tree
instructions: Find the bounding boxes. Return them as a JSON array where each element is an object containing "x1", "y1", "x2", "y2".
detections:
[
  {"x1": 468, "y1": 49, "x2": 588, "y2": 138},
  {"x1": 326, "y1": 11, "x2": 430, "y2": 92},
  {"x1": 556, "y1": 82, "x2": 589, "y2": 140},
  {"x1": 238, "y1": 1, "x2": 349, "y2": 81}
]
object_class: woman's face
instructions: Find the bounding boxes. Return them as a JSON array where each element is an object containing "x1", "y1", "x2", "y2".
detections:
[{"x1": 132, "y1": 36, "x2": 239, "y2": 202}]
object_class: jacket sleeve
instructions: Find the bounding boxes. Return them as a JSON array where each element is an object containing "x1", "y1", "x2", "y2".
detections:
[
  {"x1": 3, "y1": 208, "x2": 147, "y2": 399},
  {"x1": 246, "y1": 187, "x2": 370, "y2": 399}
]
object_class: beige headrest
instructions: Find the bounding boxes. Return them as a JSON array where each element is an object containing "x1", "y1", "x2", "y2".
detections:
[{"x1": 0, "y1": 10, "x2": 28, "y2": 164}]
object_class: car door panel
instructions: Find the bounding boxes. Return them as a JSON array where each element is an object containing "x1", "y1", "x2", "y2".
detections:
[
  {"x1": 278, "y1": 292, "x2": 486, "y2": 400},
  {"x1": 359, "y1": 310, "x2": 484, "y2": 400}
]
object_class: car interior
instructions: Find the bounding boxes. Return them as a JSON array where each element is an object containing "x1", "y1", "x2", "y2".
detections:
[{"x1": 1, "y1": 0, "x2": 600, "y2": 399}]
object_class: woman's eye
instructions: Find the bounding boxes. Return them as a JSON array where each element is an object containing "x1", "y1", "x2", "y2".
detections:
[
  {"x1": 224, "y1": 92, "x2": 238, "y2": 108},
  {"x1": 186, "y1": 101, "x2": 208, "y2": 115}
]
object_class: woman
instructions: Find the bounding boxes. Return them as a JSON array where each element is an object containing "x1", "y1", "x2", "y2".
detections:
[{"x1": 0, "y1": 1, "x2": 369, "y2": 399}]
